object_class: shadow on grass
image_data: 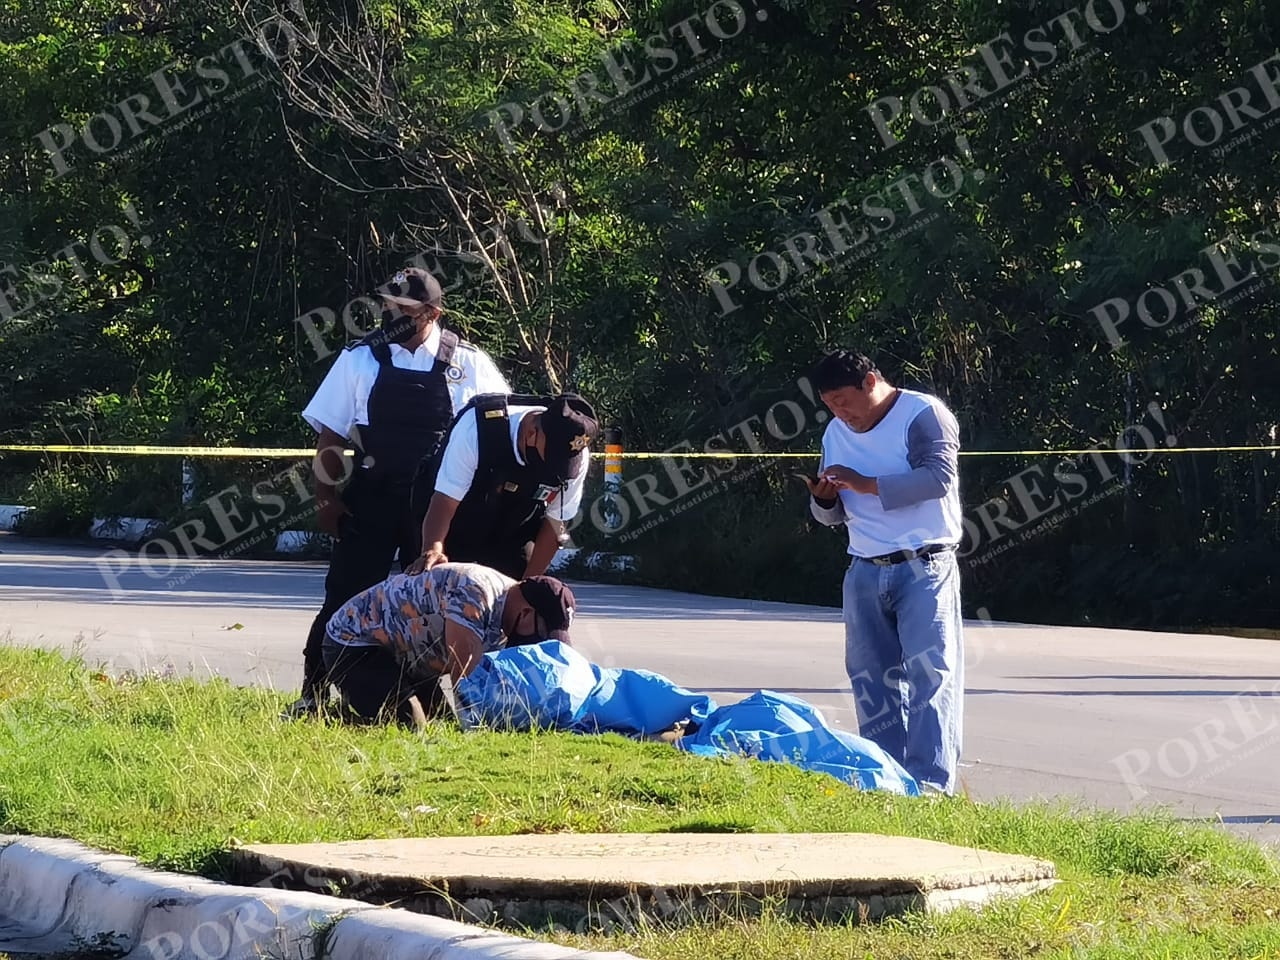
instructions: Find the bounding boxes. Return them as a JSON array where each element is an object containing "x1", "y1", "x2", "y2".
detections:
[
  {"x1": 661, "y1": 821, "x2": 759, "y2": 833},
  {"x1": 197, "y1": 848, "x2": 241, "y2": 884}
]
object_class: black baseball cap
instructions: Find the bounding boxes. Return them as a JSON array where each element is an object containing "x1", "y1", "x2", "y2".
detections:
[
  {"x1": 376, "y1": 267, "x2": 443, "y2": 310},
  {"x1": 517, "y1": 576, "x2": 577, "y2": 642},
  {"x1": 540, "y1": 394, "x2": 600, "y2": 483}
]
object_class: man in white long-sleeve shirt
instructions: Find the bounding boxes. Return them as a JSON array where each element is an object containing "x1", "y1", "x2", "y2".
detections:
[{"x1": 802, "y1": 350, "x2": 964, "y2": 794}]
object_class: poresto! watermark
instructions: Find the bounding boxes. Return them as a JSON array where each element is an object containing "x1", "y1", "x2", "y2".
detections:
[
  {"x1": 485, "y1": 0, "x2": 771, "y2": 154},
  {"x1": 957, "y1": 399, "x2": 1174, "y2": 566},
  {"x1": 705, "y1": 137, "x2": 987, "y2": 315},
  {"x1": 1111, "y1": 684, "x2": 1280, "y2": 802},
  {"x1": 35, "y1": 7, "x2": 315, "y2": 178},
  {"x1": 1090, "y1": 226, "x2": 1280, "y2": 350},
  {"x1": 1134, "y1": 54, "x2": 1280, "y2": 167},
  {"x1": 567, "y1": 375, "x2": 829, "y2": 542},
  {"x1": 0, "y1": 202, "x2": 153, "y2": 325},
  {"x1": 93, "y1": 453, "x2": 350, "y2": 598},
  {"x1": 865, "y1": 0, "x2": 1149, "y2": 148},
  {"x1": 295, "y1": 197, "x2": 566, "y2": 363}
]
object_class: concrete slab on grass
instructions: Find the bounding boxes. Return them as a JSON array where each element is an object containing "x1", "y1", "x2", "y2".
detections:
[
  {"x1": 233, "y1": 832, "x2": 1057, "y2": 930},
  {"x1": 0, "y1": 835, "x2": 635, "y2": 960}
]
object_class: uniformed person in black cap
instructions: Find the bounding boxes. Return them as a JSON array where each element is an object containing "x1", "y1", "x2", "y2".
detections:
[
  {"x1": 406, "y1": 393, "x2": 600, "y2": 580},
  {"x1": 290, "y1": 267, "x2": 510, "y2": 715}
]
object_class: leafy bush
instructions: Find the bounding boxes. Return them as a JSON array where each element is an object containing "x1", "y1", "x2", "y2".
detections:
[{"x1": 14, "y1": 461, "x2": 113, "y2": 538}]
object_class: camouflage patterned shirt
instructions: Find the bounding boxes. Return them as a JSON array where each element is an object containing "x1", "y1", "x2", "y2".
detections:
[{"x1": 324, "y1": 562, "x2": 515, "y2": 671}]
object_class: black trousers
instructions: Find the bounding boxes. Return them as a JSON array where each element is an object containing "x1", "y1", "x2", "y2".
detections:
[
  {"x1": 302, "y1": 473, "x2": 420, "y2": 699},
  {"x1": 321, "y1": 637, "x2": 448, "y2": 726}
]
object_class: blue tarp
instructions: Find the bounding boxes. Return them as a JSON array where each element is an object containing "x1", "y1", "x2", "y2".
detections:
[
  {"x1": 676, "y1": 690, "x2": 920, "y2": 796},
  {"x1": 454, "y1": 639, "x2": 714, "y2": 735},
  {"x1": 454, "y1": 641, "x2": 920, "y2": 796}
]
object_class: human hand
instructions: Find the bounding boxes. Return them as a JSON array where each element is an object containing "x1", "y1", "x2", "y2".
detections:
[
  {"x1": 406, "y1": 542, "x2": 448, "y2": 576},
  {"x1": 797, "y1": 474, "x2": 841, "y2": 503},
  {"x1": 317, "y1": 497, "x2": 351, "y2": 538},
  {"x1": 820, "y1": 464, "x2": 876, "y2": 495}
]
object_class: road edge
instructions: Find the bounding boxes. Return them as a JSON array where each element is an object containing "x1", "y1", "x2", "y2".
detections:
[
  {"x1": 0, "y1": 505, "x2": 638, "y2": 572},
  {"x1": 0, "y1": 834, "x2": 637, "y2": 960}
]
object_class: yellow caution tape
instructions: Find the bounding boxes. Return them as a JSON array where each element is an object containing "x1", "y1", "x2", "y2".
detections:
[
  {"x1": 961, "y1": 446, "x2": 1280, "y2": 456},
  {"x1": 0, "y1": 444, "x2": 322, "y2": 458},
  {"x1": 2, "y1": 443, "x2": 1280, "y2": 458},
  {"x1": 589, "y1": 445, "x2": 1280, "y2": 458}
]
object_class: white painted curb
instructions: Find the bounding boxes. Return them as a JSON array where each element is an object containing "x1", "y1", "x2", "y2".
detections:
[
  {"x1": 0, "y1": 504, "x2": 315, "y2": 554},
  {"x1": 547, "y1": 547, "x2": 638, "y2": 574},
  {"x1": 0, "y1": 505, "x2": 27, "y2": 531},
  {"x1": 89, "y1": 516, "x2": 167, "y2": 541},
  {"x1": 324, "y1": 908, "x2": 632, "y2": 960},
  {"x1": 0, "y1": 835, "x2": 637, "y2": 960},
  {"x1": 0, "y1": 505, "x2": 638, "y2": 568}
]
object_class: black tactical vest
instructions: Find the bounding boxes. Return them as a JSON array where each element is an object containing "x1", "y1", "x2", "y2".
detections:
[
  {"x1": 350, "y1": 329, "x2": 459, "y2": 487},
  {"x1": 411, "y1": 393, "x2": 567, "y2": 576}
]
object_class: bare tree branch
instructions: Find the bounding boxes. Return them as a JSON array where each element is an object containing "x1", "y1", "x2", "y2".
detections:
[{"x1": 237, "y1": 0, "x2": 568, "y2": 388}]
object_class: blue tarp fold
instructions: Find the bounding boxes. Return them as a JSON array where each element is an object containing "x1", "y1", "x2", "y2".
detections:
[
  {"x1": 675, "y1": 690, "x2": 920, "y2": 795},
  {"x1": 453, "y1": 640, "x2": 919, "y2": 796},
  {"x1": 455, "y1": 640, "x2": 713, "y2": 735}
]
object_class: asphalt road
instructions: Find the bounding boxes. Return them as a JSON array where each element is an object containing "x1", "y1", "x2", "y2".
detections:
[{"x1": 2, "y1": 534, "x2": 1277, "y2": 847}]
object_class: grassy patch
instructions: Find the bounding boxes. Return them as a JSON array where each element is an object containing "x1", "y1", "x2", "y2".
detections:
[
  {"x1": 2, "y1": 643, "x2": 1279, "y2": 959},
  {"x1": 1189, "y1": 626, "x2": 1280, "y2": 641}
]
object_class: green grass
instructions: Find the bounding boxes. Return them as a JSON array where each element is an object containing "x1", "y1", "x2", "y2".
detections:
[
  {"x1": 1189, "y1": 626, "x2": 1280, "y2": 641},
  {"x1": 2, "y1": 642, "x2": 1280, "y2": 959}
]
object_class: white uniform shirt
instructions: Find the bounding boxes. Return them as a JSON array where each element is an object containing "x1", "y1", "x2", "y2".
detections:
[
  {"x1": 301, "y1": 324, "x2": 510, "y2": 438},
  {"x1": 433, "y1": 405, "x2": 587, "y2": 523}
]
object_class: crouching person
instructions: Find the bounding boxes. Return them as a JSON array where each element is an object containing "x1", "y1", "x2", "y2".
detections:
[{"x1": 320, "y1": 562, "x2": 577, "y2": 726}]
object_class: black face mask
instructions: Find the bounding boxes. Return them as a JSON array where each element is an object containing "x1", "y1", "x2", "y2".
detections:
[
  {"x1": 507, "y1": 627, "x2": 542, "y2": 647},
  {"x1": 508, "y1": 609, "x2": 545, "y2": 646},
  {"x1": 380, "y1": 308, "x2": 416, "y2": 345}
]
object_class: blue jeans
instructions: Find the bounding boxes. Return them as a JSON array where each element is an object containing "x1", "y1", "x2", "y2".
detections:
[{"x1": 842, "y1": 549, "x2": 964, "y2": 793}]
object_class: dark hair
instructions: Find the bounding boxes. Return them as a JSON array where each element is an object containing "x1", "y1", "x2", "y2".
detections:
[{"x1": 811, "y1": 350, "x2": 879, "y2": 394}]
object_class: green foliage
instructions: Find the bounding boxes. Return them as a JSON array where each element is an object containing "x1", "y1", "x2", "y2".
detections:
[
  {"x1": 2, "y1": 0, "x2": 1279, "y2": 628},
  {"x1": 14, "y1": 460, "x2": 112, "y2": 537}
]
